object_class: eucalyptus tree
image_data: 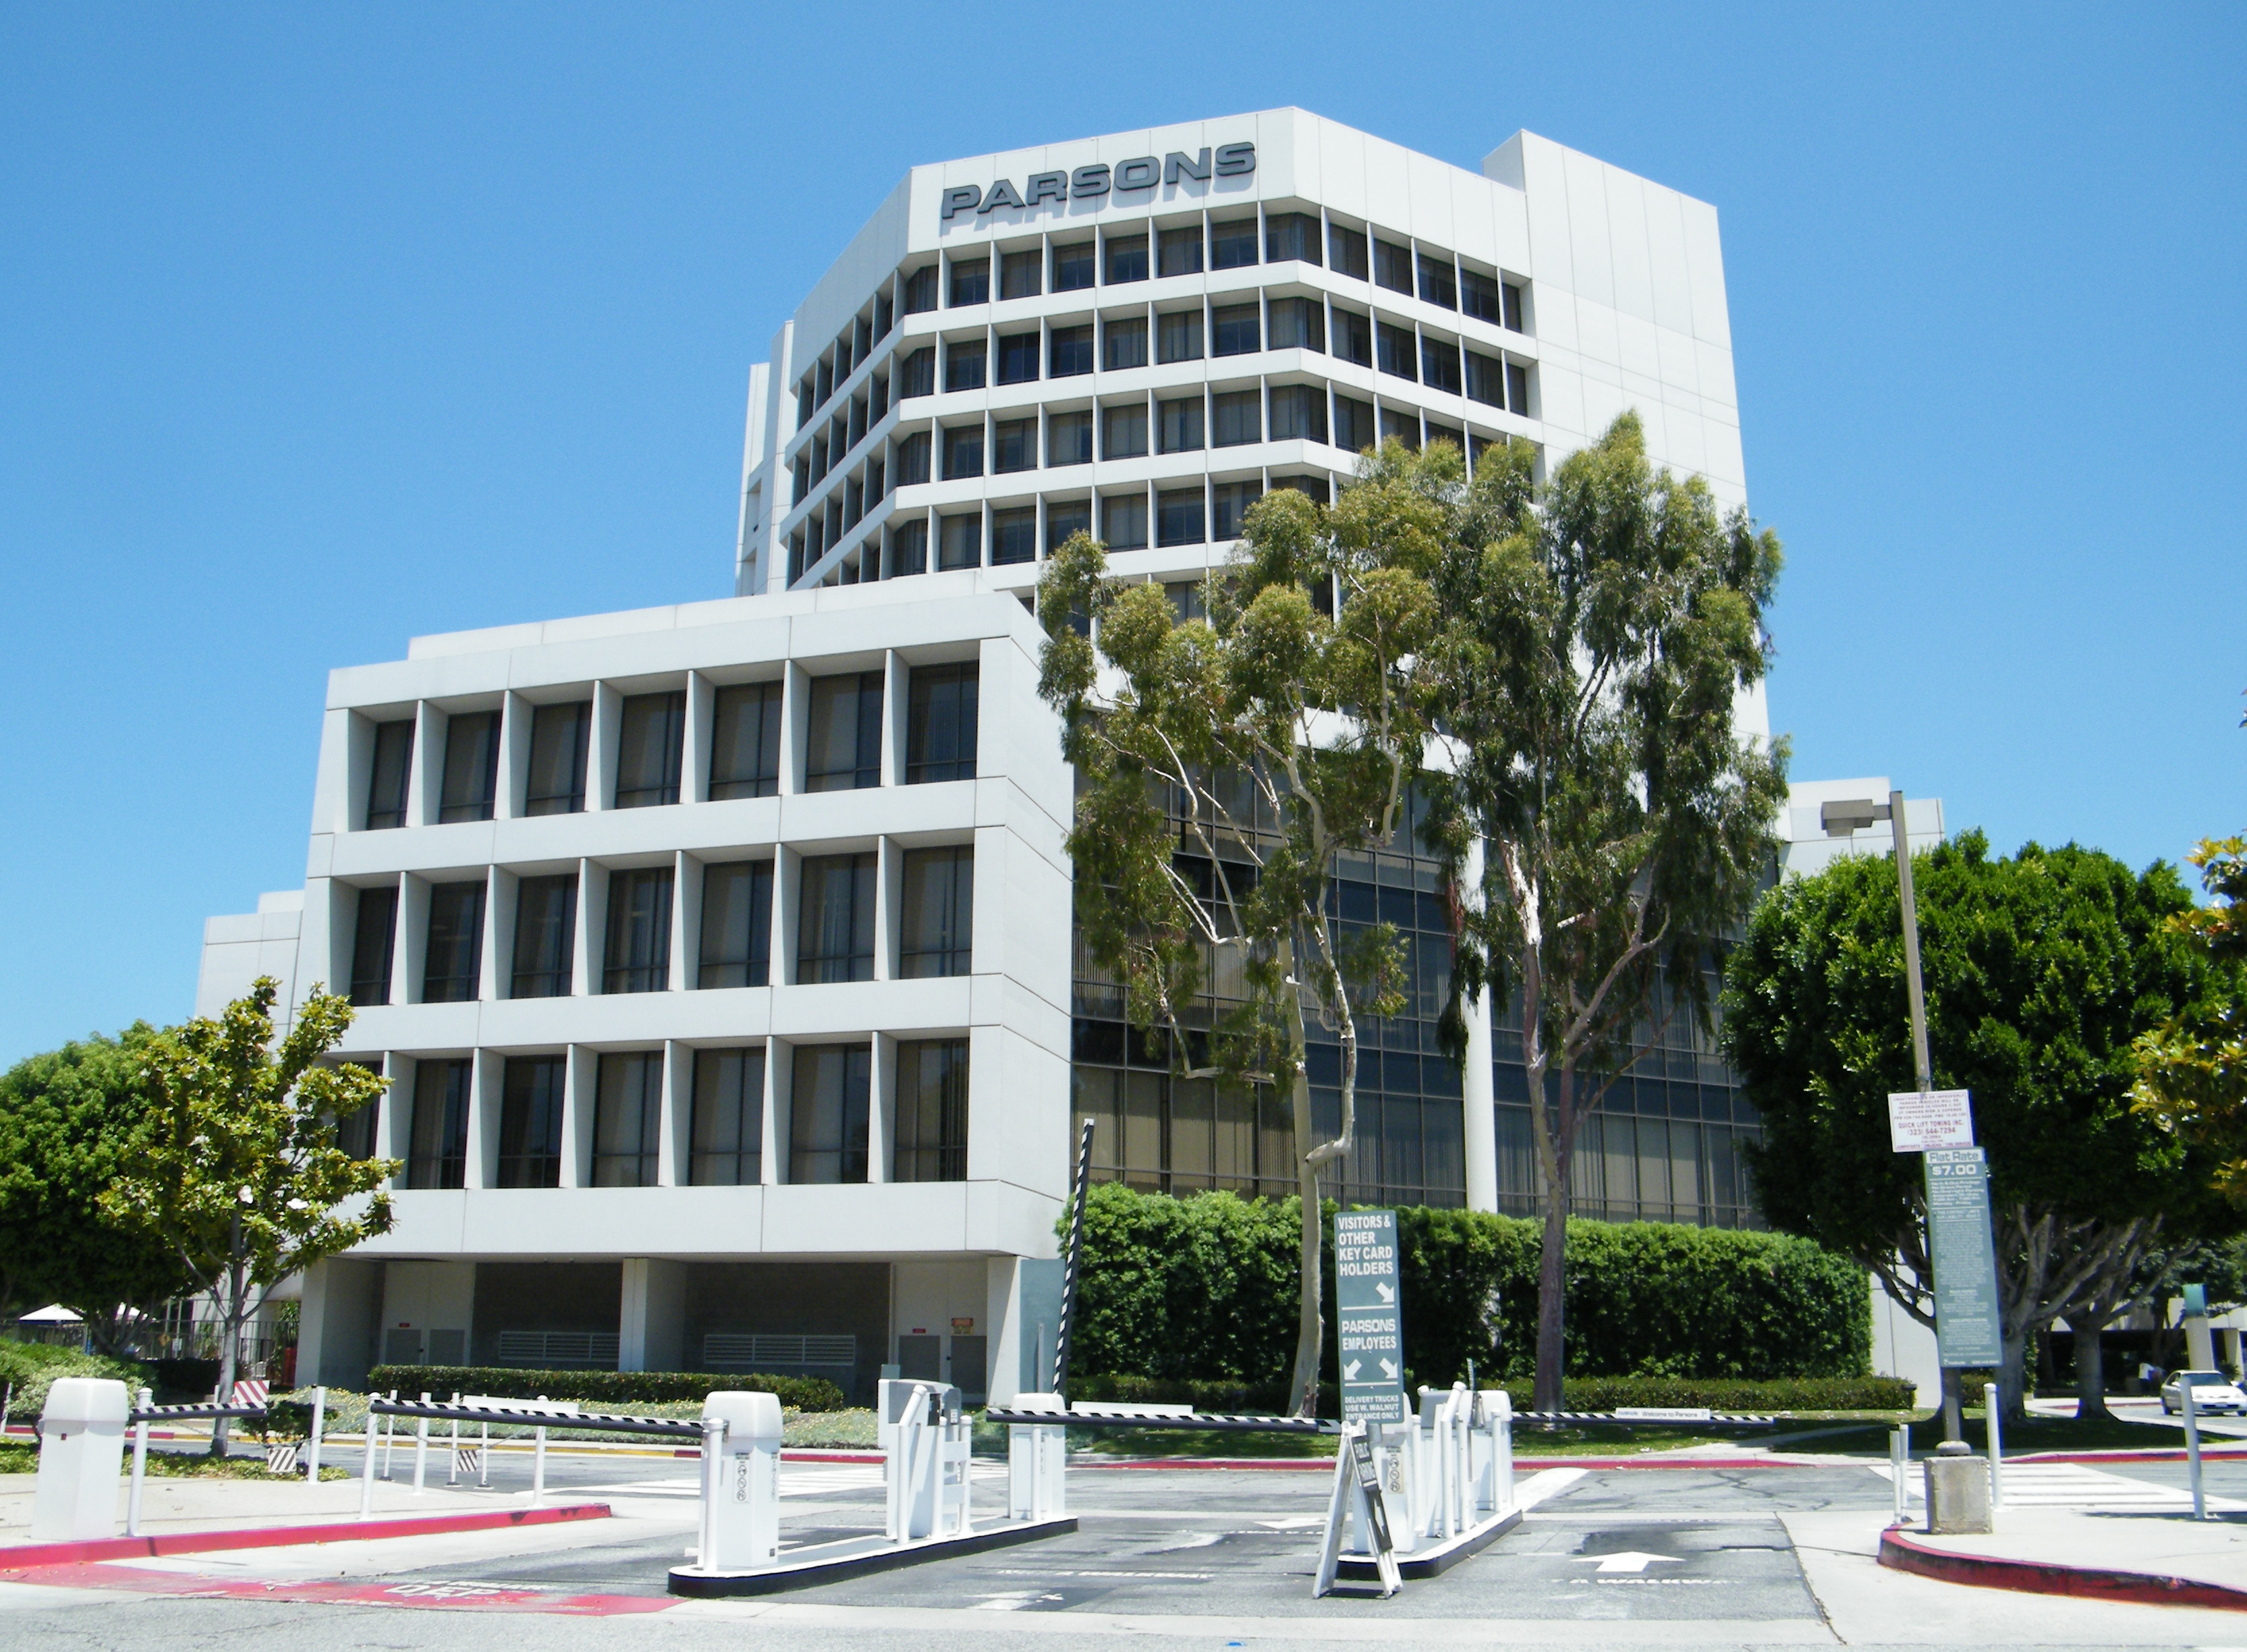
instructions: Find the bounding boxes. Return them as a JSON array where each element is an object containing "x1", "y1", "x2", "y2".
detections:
[{"x1": 1036, "y1": 443, "x2": 1449, "y2": 1414}]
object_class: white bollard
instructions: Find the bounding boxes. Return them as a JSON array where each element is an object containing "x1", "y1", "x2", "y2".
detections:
[
  {"x1": 1007, "y1": 1393, "x2": 1068, "y2": 1522},
  {"x1": 306, "y1": 1387, "x2": 326, "y2": 1481},
  {"x1": 360, "y1": 1402, "x2": 378, "y2": 1518},
  {"x1": 413, "y1": 1392, "x2": 431, "y2": 1493},
  {"x1": 32, "y1": 1379, "x2": 130, "y2": 1541},
  {"x1": 447, "y1": 1392, "x2": 460, "y2": 1485},
  {"x1": 532, "y1": 1425, "x2": 546, "y2": 1504},
  {"x1": 381, "y1": 1389, "x2": 398, "y2": 1479},
  {"x1": 882, "y1": 1379, "x2": 951, "y2": 1541},
  {"x1": 697, "y1": 1392, "x2": 781, "y2": 1572},
  {"x1": 1986, "y1": 1382, "x2": 2003, "y2": 1512},
  {"x1": 126, "y1": 1387, "x2": 153, "y2": 1538}
]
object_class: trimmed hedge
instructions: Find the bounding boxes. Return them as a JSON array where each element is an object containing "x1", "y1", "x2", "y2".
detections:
[
  {"x1": 364, "y1": 1365, "x2": 845, "y2": 1413},
  {"x1": 1070, "y1": 1186, "x2": 1871, "y2": 1396},
  {"x1": 1069, "y1": 1371, "x2": 1912, "y2": 1414},
  {"x1": 0, "y1": 1340, "x2": 152, "y2": 1419}
]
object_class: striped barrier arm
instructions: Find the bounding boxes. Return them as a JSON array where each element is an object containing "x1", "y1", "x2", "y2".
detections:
[
  {"x1": 986, "y1": 1406, "x2": 1337, "y2": 1434},
  {"x1": 1513, "y1": 1410, "x2": 1777, "y2": 1427},
  {"x1": 364, "y1": 1397, "x2": 704, "y2": 1439}
]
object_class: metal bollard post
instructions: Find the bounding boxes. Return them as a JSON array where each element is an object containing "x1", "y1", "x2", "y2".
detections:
[
  {"x1": 126, "y1": 1388, "x2": 152, "y2": 1538},
  {"x1": 306, "y1": 1387, "x2": 326, "y2": 1481},
  {"x1": 382, "y1": 1390, "x2": 398, "y2": 1479},
  {"x1": 359, "y1": 1405, "x2": 378, "y2": 1519},
  {"x1": 447, "y1": 1392, "x2": 460, "y2": 1485},
  {"x1": 480, "y1": 1419, "x2": 490, "y2": 1487},
  {"x1": 532, "y1": 1424, "x2": 547, "y2": 1504},
  {"x1": 413, "y1": 1393, "x2": 431, "y2": 1493},
  {"x1": 2185, "y1": 1381, "x2": 2207, "y2": 1520},
  {"x1": 1986, "y1": 1382, "x2": 2003, "y2": 1512},
  {"x1": 1891, "y1": 1425, "x2": 1910, "y2": 1524}
]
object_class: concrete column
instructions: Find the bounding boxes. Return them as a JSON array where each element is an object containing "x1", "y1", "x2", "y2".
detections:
[
  {"x1": 870, "y1": 1032, "x2": 895, "y2": 1184},
  {"x1": 682, "y1": 671, "x2": 713, "y2": 804},
  {"x1": 764, "y1": 1039, "x2": 789, "y2": 1185},
  {"x1": 497, "y1": 691, "x2": 531, "y2": 820},
  {"x1": 669, "y1": 851, "x2": 692, "y2": 993},
  {"x1": 659, "y1": 1039, "x2": 690, "y2": 1188},
  {"x1": 480, "y1": 866, "x2": 506, "y2": 1003},
  {"x1": 398, "y1": 873, "x2": 430, "y2": 1004},
  {"x1": 407, "y1": 701, "x2": 441, "y2": 828},
  {"x1": 619, "y1": 1259, "x2": 688, "y2": 1373},
  {"x1": 884, "y1": 648, "x2": 907, "y2": 786},
  {"x1": 588, "y1": 682, "x2": 621, "y2": 810},
  {"x1": 1461, "y1": 837, "x2": 1501, "y2": 1214},
  {"x1": 467, "y1": 1047, "x2": 501, "y2": 1190},
  {"x1": 779, "y1": 661, "x2": 810, "y2": 794},
  {"x1": 563, "y1": 1045, "x2": 596, "y2": 1190},
  {"x1": 872, "y1": 837, "x2": 897, "y2": 981}
]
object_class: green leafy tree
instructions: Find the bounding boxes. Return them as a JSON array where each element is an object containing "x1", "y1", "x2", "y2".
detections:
[
  {"x1": 1036, "y1": 443, "x2": 1446, "y2": 1414},
  {"x1": 2133, "y1": 836, "x2": 2247, "y2": 1203},
  {"x1": 1723, "y1": 833, "x2": 2229, "y2": 1420},
  {"x1": 103, "y1": 980, "x2": 396, "y2": 1451},
  {"x1": 0, "y1": 1026, "x2": 194, "y2": 1351},
  {"x1": 1428, "y1": 412, "x2": 1787, "y2": 1412}
]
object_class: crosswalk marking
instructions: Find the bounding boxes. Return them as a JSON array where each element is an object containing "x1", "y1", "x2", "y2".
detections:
[{"x1": 1872, "y1": 1460, "x2": 2244, "y2": 1511}]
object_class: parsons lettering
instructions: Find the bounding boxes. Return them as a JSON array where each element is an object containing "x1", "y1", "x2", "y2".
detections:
[{"x1": 940, "y1": 143, "x2": 1255, "y2": 221}]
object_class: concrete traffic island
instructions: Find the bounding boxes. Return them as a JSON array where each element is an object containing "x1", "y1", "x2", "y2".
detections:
[{"x1": 1881, "y1": 1507, "x2": 2247, "y2": 1609}]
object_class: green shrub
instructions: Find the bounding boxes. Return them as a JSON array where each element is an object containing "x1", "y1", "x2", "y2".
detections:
[
  {"x1": 0, "y1": 1340, "x2": 152, "y2": 1419},
  {"x1": 362, "y1": 1365, "x2": 845, "y2": 1413},
  {"x1": 1503, "y1": 1375, "x2": 1915, "y2": 1412}
]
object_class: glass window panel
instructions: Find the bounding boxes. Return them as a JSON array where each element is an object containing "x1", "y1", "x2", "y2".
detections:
[
  {"x1": 906, "y1": 664, "x2": 978, "y2": 784},
  {"x1": 366, "y1": 718, "x2": 414, "y2": 829},
  {"x1": 601, "y1": 866, "x2": 673, "y2": 993},
  {"x1": 789, "y1": 1044, "x2": 870, "y2": 1183},
  {"x1": 1503, "y1": 281, "x2": 1526, "y2": 333},
  {"x1": 1380, "y1": 406, "x2": 1420, "y2": 449},
  {"x1": 903, "y1": 265, "x2": 937, "y2": 314},
  {"x1": 1377, "y1": 322, "x2": 1417, "y2": 380},
  {"x1": 943, "y1": 339, "x2": 986, "y2": 392},
  {"x1": 1157, "y1": 395, "x2": 1203, "y2": 453},
  {"x1": 1049, "y1": 325, "x2": 1094, "y2": 377},
  {"x1": 1211, "y1": 390, "x2": 1260, "y2": 448},
  {"x1": 804, "y1": 671, "x2": 883, "y2": 790},
  {"x1": 941, "y1": 424, "x2": 983, "y2": 479},
  {"x1": 350, "y1": 885, "x2": 397, "y2": 1007},
  {"x1": 1333, "y1": 306, "x2": 1372, "y2": 367},
  {"x1": 690, "y1": 1047, "x2": 765, "y2": 1185},
  {"x1": 1417, "y1": 252, "x2": 1458, "y2": 309},
  {"x1": 1051, "y1": 241, "x2": 1094, "y2": 292},
  {"x1": 1422, "y1": 337, "x2": 1462, "y2": 394},
  {"x1": 1157, "y1": 224, "x2": 1202, "y2": 277},
  {"x1": 999, "y1": 249, "x2": 1041, "y2": 300},
  {"x1": 1267, "y1": 296, "x2": 1324, "y2": 352},
  {"x1": 996, "y1": 331, "x2": 1039, "y2": 384},
  {"x1": 1507, "y1": 361, "x2": 1530, "y2": 414},
  {"x1": 889, "y1": 518, "x2": 928, "y2": 577},
  {"x1": 1212, "y1": 479, "x2": 1262, "y2": 540},
  {"x1": 899, "y1": 845, "x2": 974, "y2": 974},
  {"x1": 939, "y1": 514, "x2": 981, "y2": 570},
  {"x1": 525, "y1": 701, "x2": 590, "y2": 815},
  {"x1": 1156, "y1": 487, "x2": 1204, "y2": 547},
  {"x1": 697, "y1": 860, "x2": 772, "y2": 988},
  {"x1": 1373, "y1": 238, "x2": 1413, "y2": 294},
  {"x1": 1209, "y1": 218, "x2": 1256, "y2": 269},
  {"x1": 1122, "y1": 1070, "x2": 1163, "y2": 1188},
  {"x1": 1103, "y1": 401, "x2": 1148, "y2": 459},
  {"x1": 592, "y1": 1051, "x2": 663, "y2": 1187},
  {"x1": 797, "y1": 852, "x2": 876, "y2": 983},
  {"x1": 894, "y1": 1039, "x2": 969, "y2": 1182},
  {"x1": 1046, "y1": 499, "x2": 1090, "y2": 549},
  {"x1": 992, "y1": 418, "x2": 1035, "y2": 473},
  {"x1": 438, "y1": 710, "x2": 500, "y2": 823},
  {"x1": 510, "y1": 873, "x2": 576, "y2": 998},
  {"x1": 408, "y1": 1059, "x2": 472, "y2": 1189},
  {"x1": 1157, "y1": 309, "x2": 1202, "y2": 363},
  {"x1": 1102, "y1": 492, "x2": 1147, "y2": 551},
  {"x1": 1328, "y1": 223, "x2": 1369, "y2": 279},
  {"x1": 422, "y1": 881, "x2": 484, "y2": 1003},
  {"x1": 1460, "y1": 267, "x2": 1503, "y2": 325},
  {"x1": 614, "y1": 692, "x2": 684, "y2": 808},
  {"x1": 1269, "y1": 384, "x2": 1327, "y2": 444},
  {"x1": 1103, "y1": 316, "x2": 1148, "y2": 370},
  {"x1": 1105, "y1": 234, "x2": 1148, "y2": 283},
  {"x1": 709, "y1": 682, "x2": 781, "y2": 800},
  {"x1": 1047, "y1": 410, "x2": 1093, "y2": 467},
  {"x1": 1333, "y1": 393, "x2": 1375, "y2": 453},
  {"x1": 991, "y1": 507, "x2": 1036, "y2": 565},
  {"x1": 898, "y1": 348, "x2": 935, "y2": 400},
  {"x1": 1265, "y1": 211, "x2": 1321, "y2": 266},
  {"x1": 948, "y1": 258, "x2": 988, "y2": 306},
  {"x1": 1211, "y1": 304, "x2": 1259, "y2": 357},
  {"x1": 497, "y1": 1055, "x2": 565, "y2": 1188}
]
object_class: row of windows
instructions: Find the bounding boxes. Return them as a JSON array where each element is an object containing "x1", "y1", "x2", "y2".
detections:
[
  {"x1": 358, "y1": 665, "x2": 976, "y2": 831},
  {"x1": 344, "y1": 842, "x2": 974, "y2": 1006},
  {"x1": 374, "y1": 1038, "x2": 968, "y2": 1190}
]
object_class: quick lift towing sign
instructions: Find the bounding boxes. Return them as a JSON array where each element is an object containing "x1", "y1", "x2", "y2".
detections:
[{"x1": 1336, "y1": 1208, "x2": 1406, "y2": 1425}]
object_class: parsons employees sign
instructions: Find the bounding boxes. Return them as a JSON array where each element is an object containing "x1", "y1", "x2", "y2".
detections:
[{"x1": 941, "y1": 143, "x2": 1256, "y2": 222}]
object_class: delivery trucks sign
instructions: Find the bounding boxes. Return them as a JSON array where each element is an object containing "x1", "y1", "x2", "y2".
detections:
[{"x1": 1336, "y1": 1209, "x2": 1406, "y2": 1425}]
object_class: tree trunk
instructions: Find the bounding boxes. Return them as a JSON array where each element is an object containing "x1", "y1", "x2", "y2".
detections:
[
  {"x1": 211, "y1": 1247, "x2": 246, "y2": 1458},
  {"x1": 1287, "y1": 1068, "x2": 1323, "y2": 1417},
  {"x1": 2075, "y1": 1323, "x2": 2109, "y2": 1421},
  {"x1": 1999, "y1": 1321, "x2": 2031, "y2": 1425},
  {"x1": 1534, "y1": 1192, "x2": 1568, "y2": 1414}
]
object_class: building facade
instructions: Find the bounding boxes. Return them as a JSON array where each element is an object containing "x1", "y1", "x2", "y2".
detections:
[{"x1": 198, "y1": 110, "x2": 1770, "y2": 1402}]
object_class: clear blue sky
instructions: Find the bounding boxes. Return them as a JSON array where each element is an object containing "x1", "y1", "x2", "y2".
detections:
[{"x1": 2, "y1": 5, "x2": 2240, "y2": 1064}]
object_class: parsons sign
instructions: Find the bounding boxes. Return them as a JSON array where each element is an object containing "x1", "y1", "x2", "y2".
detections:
[{"x1": 941, "y1": 143, "x2": 1256, "y2": 221}]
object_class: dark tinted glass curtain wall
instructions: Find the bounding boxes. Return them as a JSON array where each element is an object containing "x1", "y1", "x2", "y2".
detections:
[
  {"x1": 906, "y1": 665, "x2": 977, "y2": 783},
  {"x1": 691, "y1": 1048, "x2": 765, "y2": 1185},
  {"x1": 798, "y1": 854, "x2": 875, "y2": 982},
  {"x1": 594, "y1": 1052, "x2": 662, "y2": 1186},
  {"x1": 511, "y1": 875, "x2": 577, "y2": 997},
  {"x1": 350, "y1": 886, "x2": 397, "y2": 1006},
  {"x1": 698, "y1": 860, "x2": 773, "y2": 987},
  {"x1": 498, "y1": 1056, "x2": 565, "y2": 1187},
  {"x1": 366, "y1": 720, "x2": 414, "y2": 829},
  {"x1": 439, "y1": 711, "x2": 501, "y2": 823},
  {"x1": 526, "y1": 702, "x2": 590, "y2": 815},
  {"x1": 894, "y1": 1039, "x2": 969, "y2": 1182},
  {"x1": 615, "y1": 692, "x2": 685, "y2": 807},
  {"x1": 790, "y1": 1044, "x2": 870, "y2": 1182},
  {"x1": 899, "y1": 847, "x2": 974, "y2": 976},
  {"x1": 423, "y1": 882, "x2": 484, "y2": 1002},
  {"x1": 805, "y1": 673, "x2": 883, "y2": 790},
  {"x1": 409, "y1": 1059, "x2": 472, "y2": 1188},
  {"x1": 604, "y1": 867, "x2": 673, "y2": 993},
  {"x1": 709, "y1": 682, "x2": 782, "y2": 800}
]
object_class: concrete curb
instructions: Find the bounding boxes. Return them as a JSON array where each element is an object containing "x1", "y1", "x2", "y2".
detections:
[
  {"x1": 1879, "y1": 1524, "x2": 2247, "y2": 1611},
  {"x1": 0, "y1": 1501, "x2": 611, "y2": 1571}
]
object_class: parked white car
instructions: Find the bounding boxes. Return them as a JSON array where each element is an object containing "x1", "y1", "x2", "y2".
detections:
[{"x1": 2161, "y1": 1370, "x2": 2247, "y2": 1415}]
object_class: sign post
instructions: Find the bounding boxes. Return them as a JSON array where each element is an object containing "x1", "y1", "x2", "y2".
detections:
[
  {"x1": 1893, "y1": 1088, "x2": 2001, "y2": 1446},
  {"x1": 1335, "y1": 1210, "x2": 1406, "y2": 1427}
]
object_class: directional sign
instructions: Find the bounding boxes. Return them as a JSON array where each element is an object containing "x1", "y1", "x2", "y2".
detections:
[
  {"x1": 1335, "y1": 1209, "x2": 1406, "y2": 1425},
  {"x1": 1889, "y1": 1089, "x2": 1975, "y2": 1151},
  {"x1": 1925, "y1": 1147, "x2": 2004, "y2": 1367}
]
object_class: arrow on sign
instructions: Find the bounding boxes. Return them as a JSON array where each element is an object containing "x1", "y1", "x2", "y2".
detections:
[
  {"x1": 1572, "y1": 1552, "x2": 1683, "y2": 1575},
  {"x1": 1375, "y1": 1282, "x2": 1395, "y2": 1304},
  {"x1": 1379, "y1": 1359, "x2": 1399, "y2": 1380},
  {"x1": 1343, "y1": 1359, "x2": 1362, "y2": 1381}
]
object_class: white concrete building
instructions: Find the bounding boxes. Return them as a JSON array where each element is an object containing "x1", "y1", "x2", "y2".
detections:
[{"x1": 199, "y1": 110, "x2": 1775, "y2": 1401}]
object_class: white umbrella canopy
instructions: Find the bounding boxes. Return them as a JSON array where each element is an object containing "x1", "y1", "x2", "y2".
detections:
[{"x1": 16, "y1": 1304, "x2": 84, "y2": 1325}]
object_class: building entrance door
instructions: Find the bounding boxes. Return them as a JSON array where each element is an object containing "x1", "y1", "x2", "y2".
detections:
[{"x1": 897, "y1": 1335, "x2": 941, "y2": 1381}]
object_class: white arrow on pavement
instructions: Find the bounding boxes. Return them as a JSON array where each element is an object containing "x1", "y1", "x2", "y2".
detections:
[
  {"x1": 1375, "y1": 1282, "x2": 1395, "y2": 1303},
  {"x1": 1379, "y1": 1359, "x2": 1399, "y2": 1380},
  {"x1": 1572, "y1": 1551, "x2": 1684, "y2": 1575},
  {"x1": 1343, "y1": 1359, "x2": 1362, "y2": 1381}
]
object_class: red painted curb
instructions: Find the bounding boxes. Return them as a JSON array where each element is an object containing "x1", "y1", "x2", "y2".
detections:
[
  {"x1": 1879, "y1": 1525, "x2": 2247, "y2": 1611},
  {"x1": 0, "y1": 1501, "x2": 611, "y2": 1571}
]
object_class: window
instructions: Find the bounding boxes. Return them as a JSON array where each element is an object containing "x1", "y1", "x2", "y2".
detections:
[
  {"x1": 1104, "y1": 316, "x2": 1148, "y2": 370},
  {"x1": 992, "y1": 418, "x2": 1034, "y2": 474},
  {"x1": 493, "y1": 1055, "x2": 564, "y2": 1188},
  {"x1": 816, "y1": 358, "x2": 833, "y2": 406},
  {"x1": 1213, "y1": 478, "x2": 1263, "y2": 540},
  {"x1": 525, "y1": 702, "x2": 590, "y2": 815},
  {"x1": 1424, "y1": 418, "x2": 1462, "y2": 453},
  {"x1": 893, "y1": 1039, "x2": 968, "y2": 1182},
  {"x1": 1157, "y1": 224, "x2": 1202, "y2": 277},
  {"x1": 1209, "y1": 217, "x2": 1257, "y2": 269},
  {"x1": 942, "y1": 423, "x2": 984, "y2": 480},
  {"x1": 1328, "y1": 223, "x2": 1369, "y2": 279},
  {"x1": 800, "y1": 671, "x2": 878, "y2": 789},
  {"x1": 1047, "y1": 410, "x2": 1092, "y2": 466},
  {"x1": 1157, "y1": 487, "x2": 1205, "y2": 547},
  {"x1": 1271, "y1": 474, "x2": 1331, "y2": 505},
  {"x1": 611, "y1": 691, "x2": 683, "y2": 808},
  {"x1": 333, "y1": 1068, "x2": 379, "y2": 1161},
  {"x1": 797, "y1": 378, "x2": 814, "y2": 427},
  {"x1": 1381, "y1": 406, "x2": 1420, "y2": 449},
  {"x1": 1333, "y1": 306, "x2": 1372, "y2": 367},
  {"x1": 1333, "y1": 393, "x2": 1375, "y2": 453},
  {"x1": 1265, "y1": 212, "x2": 1321, "y2": 265},
  {"x1": 899, "y1": 348, "x2": 935, "y2": 399},
  {"x1": 789, "y1": 1044, "x2": 870, "y2": 1183},
  {"x1": 1422, "y1": 336, "x2": 1462, "y2": 394},
  {"x1": 944, "y1": 339, "x2": 986, "y2": 392},
  {"x1": 1267, "y1": 297, "x2": 1323, "y2": 352},
  {"x1": 1507, "y1": 360, "x2": 1530, "y2": 414},
  {"x1": 1211, "y1": 304, "x2": 1259, "y2": 357},
  {"x1": 1049, "y1": 325, "x2": 1093, "y2": 377},
  {"x1": 904, "y1": 663, "x2": 979, "y2": 788},
  {"x1": 1158, "y1": 395, "x2": 1203, "y2": 453},
  {"x1": 999, "y1": 248, "x2": 1041, "y2": 300},
  {"x1": 408, "y1": 1059, "x2": 471, "y2": 1189},
  {"x1": 1103, "y1": 400, "x2": 1148, "y2": 459},
  {"x1": 1105, "y1": 234, "x2": 1148, "y2": 283},
  {"x1": 1418, "y1": 252, "x2": 1458, "y2": 309},
  {"x1": 1103, "y1": 492, "x2": 1148, "y2": 551},
  {"x1": 1503, "y1": 281, "x2": 1526, "y2": 333},
  {"x1": 1046, "y1": 498, "x2": 1090, "y2": 550},
  {"x1": 798, "y1": 853, "x2": 876, "y2": 983},
  {"x1": 899, "y1": 846, "x2": 974, "y2": 975},
  {"x1": 593, "y1": 1052, "x2": 662, "y2": 1187},
  {"x1": 890, "y1": 518, "x2": 928, "y2": 576},
  {"x1": 895, "y1": 430, "x2": 930, "y2": 484},
  {"x1": 366, "y1": 718, "x2": 414, "y2": 829},
  {"x1": 691, "y1": 1049, "x2": 763, "y2": 1184},
  {"x1": 345, "y1": 887, "x2": 397, "y2": 1009},
  {"x1": 1269, "y1": 383, "x2": 1327, "y2": 444},
  {"x1": 437, "y1": 710, "x2": 499, "y2": 823},
  {"x1": 1460, "y1": 267, "x2": 1503, "y2": 326},
  {"x1": 904, "y1": 265, "x2": 938, "y2": 314},
  {"x1": 423, "y1": 881, "x2": 484, "y2": 1003},
  {"x1": 698, "y1": 860, "x2": 773, "y2": 987},
  {"x1": 991, "y1": 507, "x2": 1036, "y2": 564},
  {"x1": 709, "y1": 682, "x2": 781, "y2": 800},
  {"x1": 1211, "y1": 389, "x2": 1260, "y2": 447},
  {"x1": 948, "y1": 258, "x2": 988, "y2": 306},
  {"x1": 1377, "y1": 323, "x2": 1417, "y2": 381},
  {"x1": 596, "y1": 867, "x2": 671, "y2": 995},
  {"x1": 1374, "y1": 238, "x2": 1413, "y2": 294},
  {"x1": 996, "y1": 331, "x2": 1038, "y2": 385},
  {"x1": 1156, "y1": 308, "x2": 1202, "y2": 363},
  {"x1": 1466, "y1": 350, "x2": 1508, "y2": 410},
  {"x1": 511, "y1": 874, "x2": 576, "y2": 998},
  {"x1": 923, "y1": 515, "x2": 973, "y2": 574},
  {"x1": 1052, "y1": 241, "x2": 1094, "y2": 292}
]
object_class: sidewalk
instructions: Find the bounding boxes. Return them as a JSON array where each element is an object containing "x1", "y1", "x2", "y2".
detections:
[
  {"x1": 1880, "y1": 1504, "x2": 2247, "y2": 1608},
  {"x1": 0, "y1": 1470, "x2": 526, "y2": 1545}
]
